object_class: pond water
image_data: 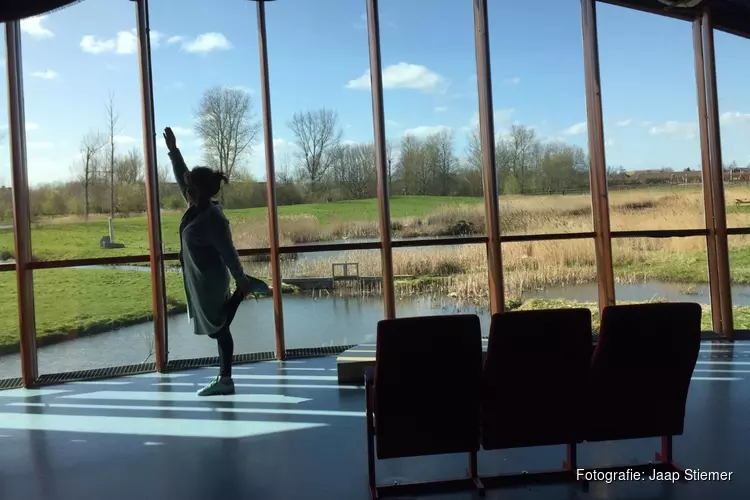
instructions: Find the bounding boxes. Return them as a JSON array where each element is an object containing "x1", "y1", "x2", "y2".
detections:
[{"x1": 3, "y1": 272, "x2": 750, "y2": 380}]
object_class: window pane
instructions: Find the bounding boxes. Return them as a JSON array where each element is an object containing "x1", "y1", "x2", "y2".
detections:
[
  {"x1": 381, "y1": 2, "x2": 485, "y2": 241},
  {"x1": 21, "y1": 2, "x2": 153, "y2": 261},
  {"x1": 149, "y1": 0, "x2": 273, "y2": 359},
  {"x1": 598, "y1": 5, "x2": 705, "y2": 232},
  {"x1": 281, "y1": 248, "x2": 384, "y2": 349},
  {"x1": 0, "y1": 36, "x2": 19, "y2": 381},
  {"x1": 728, "y1": 236, "x2": 750, "y2": 330},
  {"x1": 503, "y1": 238, "x2": 598, "y2": 324},
  {"x1": 165, "y1": 257, "x2": 276, "y2": 361},
  {"x1": 269, "y1": 0, "x2": 379, "y2": 245},
  {"x1": 611, "y1": 237, "x2": 712, "y2": 330},
  {"x1": 34, "y1": 266, "x2": 168, "y2": 375},
  {"x1": 393, "y1": 243, "x2": 490, "y2": 335},
  {"x1": 489, "y1": 1, "x2": 592, "y2": 236},
  {"x1": 715, "y1": 31, "x2": 750, "y2": 229},
  {"x1": 0, "y1": 270, "x2": 19, "y2": 381}
]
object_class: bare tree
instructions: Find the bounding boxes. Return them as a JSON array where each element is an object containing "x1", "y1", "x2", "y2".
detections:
[
  {"x1": 104, "y1": 92, "x2": 123, "y2": 218},
  {"x1": 78, "y1": 131, "x2": 107, "y2": 220},
  {"x1": 276, "y1": 152, "x2": 296, "y2": 185},
  {"x1": 115, "y1": 147, "x2": 144, "y2": 185},
  {"x1": 429, "y1": 130, "x2": 457, "y2": 195},
  {"x1": 332, "y1": 143, "x2": 376, "y2": 199},
  {"x1": 385, "y1": 139, "x2": 395, "y2": 189},
  {"x1": 287, "y1": 108, "x2": 342, "y2": 196},
  {"x1": 194, "y1": 85, "x2": 261, "y2": 181}
]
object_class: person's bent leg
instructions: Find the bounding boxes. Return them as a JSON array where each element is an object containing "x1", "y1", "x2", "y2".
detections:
[{"x1": 197, "y1": 328, "x2": 235, "y2": 397}]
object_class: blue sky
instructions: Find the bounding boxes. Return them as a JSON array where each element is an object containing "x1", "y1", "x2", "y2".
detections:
[{"x1": 0, "y1": 0, "x2": 749, "y2": 187}]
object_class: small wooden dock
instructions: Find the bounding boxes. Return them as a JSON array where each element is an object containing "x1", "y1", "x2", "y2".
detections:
[{"x1": 282, "y1": 262, "x2": 414, "y2": 291}]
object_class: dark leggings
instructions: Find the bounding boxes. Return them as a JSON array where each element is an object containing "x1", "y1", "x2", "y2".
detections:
[{"x1": 209, "y1": 327, "x2": 234, "y2": 378}]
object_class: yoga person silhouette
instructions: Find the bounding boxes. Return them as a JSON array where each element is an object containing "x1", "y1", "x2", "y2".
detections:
[{"x1": 163, "y1": 126, "x2": 269, "y2": 396}]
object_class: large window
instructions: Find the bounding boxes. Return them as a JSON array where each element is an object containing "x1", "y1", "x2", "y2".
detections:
[
  {"x1": 715, "y1": 30, "x2": 750, "y2": 330},
  {"x1": 1, "y1": 27, "x2": 18, "y2": 381},
  {"x1": 598, "y1": 4, "x2": 706, "y2": 234},
  {"x1": 268, "y1": 0, "x2": 383, "y2": 349},
  {"x1": 6, "y1": 1, "x2": 750, "y2": 386},
  {"x1": 149, "y1": 0, "x2": 276, "y2": 360},
  {"x1": 489, "y1": 0, "x2": 593, "y2": 237}
]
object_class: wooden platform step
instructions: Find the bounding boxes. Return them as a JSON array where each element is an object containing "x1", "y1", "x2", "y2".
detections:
[{"x1": 336, "y1": 338, "x2": 489, "y2": 385}]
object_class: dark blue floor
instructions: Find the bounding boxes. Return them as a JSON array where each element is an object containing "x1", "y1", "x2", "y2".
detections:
[{"x1": 0, "y1": 341, "x2": 748, "y2": 499}]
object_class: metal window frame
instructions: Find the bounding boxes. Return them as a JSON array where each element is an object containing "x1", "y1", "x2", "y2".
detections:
[{"x1": 1, "y1": 0, "x2": 741, "y2": 386}]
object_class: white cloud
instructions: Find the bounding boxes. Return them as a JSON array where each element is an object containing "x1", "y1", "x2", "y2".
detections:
[
  {"x1": 31, "y1": 70, "x2": 59, "y2": 80},
  {"x1": 563, "y1": 122, "x2": 587, "y2": 136},
  {"x1": 27, "y1": 141, "x2": 55, "y2": 150},
  {"x1": 114, "y1": 135, "x2": 137, "y2": 145},
  {"x1": 385, "y1": 119, "x2": 401, "y2": 128},
  {"x1": 181, "y1": 33, "x2": 232, "y2": 54},
  {"x1": 648, "y1": 121, "x2": 697, "y2": 140},
  {"x1": 80, "y1": 29, "x2": 165, "y2": 55},
  {"x1": 20, "y1": 16, "x2": 54, "y2": 39},
  {"x1": 26, "y1": 122, "x2": 39, "y2": 131},
  {"x1": 81, "y1": 31, "x2": 138, "y2": 55},
  {"x1": 170, "y1": 126, "x2": 194, "y2": 137},
  {"x1": 720, "y1": 111, "x2": 750, "y2": 126},
  {"x1": 167, "y1": 35, "x2": 184, "y2": 45},
  {"x1": 403, "y1": 125, "x2": 452, "y2": 137},
  {"x1": 467, "y1": 108, "x2": 515, "y2": 130},
  {"x1": 605, "y1": 139, "x2": 615, "y2": 147},
  {"x1": 615, "y1": 119, "x2": 632, "y2": 127},
  {"x1": 346, "y1": 63, "x2": 446, "y2": 92},
  {"x1": 434, "y1": 106, "x2": 448, "y2": 113},
  {"x1": 227, "y1": 85, "x2": 254, "y2": 94},
  {"x1": 503, "y1": 77, "x2": 521, "y2": 85},
  {"x1": 639, "y1": 120, "x2": 653, "y2": 127}
]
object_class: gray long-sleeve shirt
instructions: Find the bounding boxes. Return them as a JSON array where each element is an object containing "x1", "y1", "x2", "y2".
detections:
[{"x1": 169, "y1": 149, "x2": 246, "y2": 336}]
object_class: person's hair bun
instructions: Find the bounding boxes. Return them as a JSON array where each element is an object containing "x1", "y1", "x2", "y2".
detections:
[{"x1": 214, "y1": 171, "x2": 229, "y2": 185}]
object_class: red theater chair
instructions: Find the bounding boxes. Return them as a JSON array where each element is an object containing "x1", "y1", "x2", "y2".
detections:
[
  {"x1": 586, "y1": 302, "x2": 702, "y2": 474},
  {"x1": 365, "y1": 314, "x2": 484, "y2": 499},
  {"x1": 479, "y1": 308, "x2": 593, "y2": 487}
]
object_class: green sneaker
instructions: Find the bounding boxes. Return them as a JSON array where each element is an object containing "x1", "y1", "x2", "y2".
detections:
[{"x1": 197, "y1": 376, "x2": 235, "y2": 396}]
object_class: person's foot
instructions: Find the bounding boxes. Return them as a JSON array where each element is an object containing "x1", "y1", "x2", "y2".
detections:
[{"x1": 197, "y1": 376, "x2": 235, "y2": 396}]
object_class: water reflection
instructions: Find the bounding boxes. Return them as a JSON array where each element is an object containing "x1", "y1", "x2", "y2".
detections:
[{"x1": 2, "y1": 279, "x2": 749, "y2": 380}]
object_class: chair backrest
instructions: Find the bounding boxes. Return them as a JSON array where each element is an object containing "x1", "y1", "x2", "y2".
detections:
[
  {"x1": 587, "y1": 302, "x2": 702, "y2": 442},
  {"x1": 374, "y1": 314, "x2": 483, "y2": 460},
  {"x1": 481, "y1": 308, "x2": 593, "y2": 450}
]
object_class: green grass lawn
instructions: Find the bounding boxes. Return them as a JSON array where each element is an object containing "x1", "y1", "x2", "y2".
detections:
[
  {"x1": 0, "y1": 268, "x2": 187, "y2": 352},
  {"x1": 0, "y1": 196, "x2": 484, "y2": 261}
]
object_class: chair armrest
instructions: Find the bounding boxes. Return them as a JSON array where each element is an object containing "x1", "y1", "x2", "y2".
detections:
[{"x1": 364, "y1": 367, "x2": 374, "y2": 387}]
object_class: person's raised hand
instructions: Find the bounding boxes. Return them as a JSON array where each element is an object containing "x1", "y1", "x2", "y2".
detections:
[{"x1": 163, "y1": 127, "x2": 177, "y2": 152}]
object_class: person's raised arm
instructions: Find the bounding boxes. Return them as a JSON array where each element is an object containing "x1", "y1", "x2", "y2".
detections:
[{"x1": 163, "y1": 127, "x2": 189, "y2": 203}]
